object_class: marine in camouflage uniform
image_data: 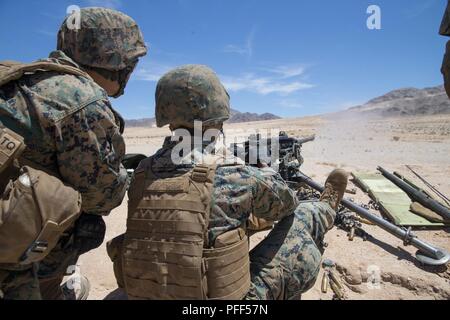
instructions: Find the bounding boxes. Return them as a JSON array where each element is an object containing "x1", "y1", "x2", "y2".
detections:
[
  {"x1": 0, "y1": 8, "x2": 147, "y2": 299},
  {"x1": 440, "y1": 0, "x2": 450, "y2": 98},
  {"x1": 109, "y1": 65, "x2": 348, "y2": 300}
]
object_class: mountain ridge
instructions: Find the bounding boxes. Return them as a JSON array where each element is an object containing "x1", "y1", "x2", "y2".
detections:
[
  {"x1": 125, "y1": 85, "x2": 450, "y2": 127},
  {"x1": 346, "y1": 85, "x2": 450, "y2": 116},
  {"x1": 125, "y1": 108, "x2": 281, "y2": 127}
]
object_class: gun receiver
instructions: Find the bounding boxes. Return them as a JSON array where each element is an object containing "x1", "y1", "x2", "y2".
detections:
[{"x1": 230, "y1": 132, "x2": 315, "y2": 180}]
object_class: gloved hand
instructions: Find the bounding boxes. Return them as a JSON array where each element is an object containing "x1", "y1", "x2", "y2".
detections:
[
  {"x1": 73, "y1": 214, "x2": 106, "y2": 255},
  {"x1": 122, "y1": 154, "x2": 147, "y2": 171}
]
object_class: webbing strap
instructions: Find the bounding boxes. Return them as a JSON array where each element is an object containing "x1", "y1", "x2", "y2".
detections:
[
  {"x1": 205, "y1": 250, "x2": 249, "y2": 276},
  {"x1": 125, "y1": 276, "x2": 203, "y2": 300},
  {"x1": 191, "y1": 163, "x2": 217, "y2": 249},
  {"x1": 191, "y1": 165, "x2": 211, "y2": 183},
  {"x1": 205, "y1": 246, "x2": 249, "y2": 270},
  {"x1": 127, "y1": 219, "x2": 204, "y2": 235},
  {"x1": 137, "y1": 199, "x2": 206, "y2": 213},
  {"x1": 124, "y1": 248, "x2": 202, "y2": 267},
  {"x1": 125, "y1": 239, "x2": 204, "y2": 257},
  {"x1": 205, "y1": 255, "x2": 246, "y2": 277},
  {"x1": 19, "y1": 221, "x2": 61, "y2": 265},
  {"x1": 207, "y1": 259, "x2": 250, "y2": 288},
  {"x1": 124, "y1": 258, "x2": 201, "y2": 280},
  {"x1": 0, "y1": 61, "x2": 92, "y2": 88},
  {"x1": 208, "y1": 272, "x2": 251, "y2": 300}
]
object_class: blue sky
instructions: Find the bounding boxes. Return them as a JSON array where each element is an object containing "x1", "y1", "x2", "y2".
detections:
[{"x1": 0, "y1": 0, "x2": 447, "y2": 119}]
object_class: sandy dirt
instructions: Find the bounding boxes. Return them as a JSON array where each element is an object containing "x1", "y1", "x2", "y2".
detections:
[{"x1": 78, "y1": 114, "x2": 450, "y2": 300}]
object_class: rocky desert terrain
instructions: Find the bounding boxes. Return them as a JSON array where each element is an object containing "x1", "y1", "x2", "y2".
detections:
[{"x1": 77, "y1": 112, "x2": 450, "y2": 300}]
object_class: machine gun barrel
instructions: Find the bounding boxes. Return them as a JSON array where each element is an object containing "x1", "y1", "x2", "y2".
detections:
[
  {"x1": 377, "y1": 167, "x2": 450, "y2": 221},
  {"x1": 294, "y1": 172, "x2": 450, "y2": 266},
  {"x1": 243, "y1": 134, "x2": 315, "y2": 146},
  {"x1": 294, "y1": 135, "x2": 316, "y2": 145}
]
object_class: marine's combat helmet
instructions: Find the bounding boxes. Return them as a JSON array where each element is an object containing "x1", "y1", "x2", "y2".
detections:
[
  {"x1": 57, "y1": 7, "x2": 148, "y2": 97},
  {"x1": 441, "y1": 1, "x2": 450, "y2": 98},
  {"x1": 440, "y1": 1, "x2": 450, "y2": 36},
  {"x1": 155, "y1": 65, "x2": 231, "y2": 129}
]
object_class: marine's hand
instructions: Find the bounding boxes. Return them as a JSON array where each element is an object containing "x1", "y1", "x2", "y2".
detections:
[
  {"x1": 74, "y1": 214, "x2": 107, "y2": 255},
  {"x1": 122, "y1": 154, "x2": 147, "y2": 171}
]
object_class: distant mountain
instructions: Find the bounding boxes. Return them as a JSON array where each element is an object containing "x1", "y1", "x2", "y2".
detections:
[
  {"x1": 125, "y1": 109, "x2": 281, "y2": 128},
  {"x1": 125, "y1": 118, "x2": 156, "y2": 128},
  {"x1": 346, "y1": 85, "x2": 450, "y2": 117},
  {"x1": 229, "y1": 108, "x2": 281, "y2": 123}
]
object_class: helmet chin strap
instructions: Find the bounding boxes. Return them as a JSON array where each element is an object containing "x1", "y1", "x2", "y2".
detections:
[
  {"x1": 111, "y1": 83, "x2": 125, "y2": 98},
  {"x1": 82, "y1": 61, "x2": 138, "y2": 98},
  {"x1": 110, "y1": 64, "x2": 137, "y2": 98}
]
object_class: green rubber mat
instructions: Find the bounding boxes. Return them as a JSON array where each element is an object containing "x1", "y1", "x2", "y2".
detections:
[{"x1": 352, "y1": 172, "x2": 444, "y2": 227}]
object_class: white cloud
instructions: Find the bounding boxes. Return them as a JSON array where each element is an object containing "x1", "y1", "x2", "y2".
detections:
[
  {"x1": 221, "y1": 63, "x2": 314, "y2": 96},
  {"x1": 265, "y1": 65, "x2": 306, "y2": 78},
  {"x1": 135, "y1": 60, "x2": 315, "y2": 97},
  {"x1": 224, "y1": 45, "x2": 250, "y2": 56},
  {"x1": 224, "y1": 27, "x2": 256, "y2": 58},
  {"x1": 134, "y1": 62, "x2": 175, "y2": 82},
  {"x1": 221, "y1": 73, "x2": 314, "y2": 96},
  {"x1": 86, "y1": 0, "x2": 122, "y2": 9}
]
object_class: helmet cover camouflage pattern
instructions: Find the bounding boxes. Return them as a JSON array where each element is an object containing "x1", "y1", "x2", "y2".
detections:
[
  {"x1": 155, "y1": 65, "x2": 231, "y2": 129},
  {"x1": 440, "y1": 1, "x2": 450, "y2": 36},
  {"x1": 57, "y1": 7, "x2": 147, "y2": 71},
  {"x1": 441, "y1": 1, "x2": 450, "y2": 98},
  {"x1": 442, "y1": 41, "x2": 450, "y2": 98}
]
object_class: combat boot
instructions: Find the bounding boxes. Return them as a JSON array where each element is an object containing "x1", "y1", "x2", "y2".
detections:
[{"x1": 320, "y1": 169, "x2": 349, "y2": 210}]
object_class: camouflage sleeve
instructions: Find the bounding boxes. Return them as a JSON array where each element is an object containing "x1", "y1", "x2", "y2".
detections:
[
  {"x1": 249, "y1": 166, "x2": 299, "y2": 221},
  {"x1": 55, "y1": 100, "x2": 128, "y2": 216}
]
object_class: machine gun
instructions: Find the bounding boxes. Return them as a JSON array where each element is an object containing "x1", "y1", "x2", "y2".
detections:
[
  {"x1": 231, "y1": 132, "x2": 450, "y2": 266},
  {"x1": 122, "y1": 154, "x2": 147, "y2": 178},
  {"x1": 230, "y1": 132, "x2": 315, "y2": 181}
]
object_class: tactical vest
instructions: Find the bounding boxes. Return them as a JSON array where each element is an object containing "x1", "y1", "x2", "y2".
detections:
[
  {"x1": 0, "y1": 61, "x2": 85, "y2": 266},
  {"x1": 123, "y1": 160, "x2": 251, "y2": 300}
]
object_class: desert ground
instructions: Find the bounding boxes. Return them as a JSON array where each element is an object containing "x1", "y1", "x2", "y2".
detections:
[{"x1": 79, "y1": 113, "x2": 450, "y2": 300}]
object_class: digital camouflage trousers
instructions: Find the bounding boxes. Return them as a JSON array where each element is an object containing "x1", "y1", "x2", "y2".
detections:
[
  {"x1": 108, "y1": 201, "x2": 335, "y2": 300},
  {"x1": 245, "y1": 201, "x2": 334, "y2": 300}
]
